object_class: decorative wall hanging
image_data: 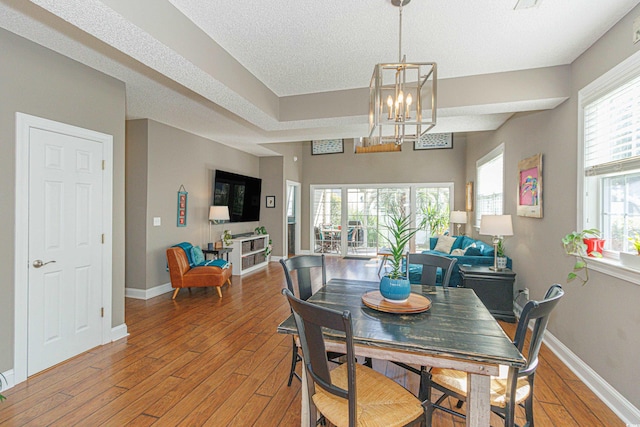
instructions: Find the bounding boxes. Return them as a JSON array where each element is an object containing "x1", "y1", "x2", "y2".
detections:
[
  {"x1": 517, "y1": 153, "x2": 543, "y2": 218},
  {"x1": 414, "y1": 133, "x2": 453, "y2": 150},
  {"x1": 177, "y1": 185, "x2": 188, "y2": 227},
  {"x1": 465, "y1": 182, "x2": 474, "y2": 212},
  {"x1": 311, "y1": 139, "x2": 344, "y2": 155}
]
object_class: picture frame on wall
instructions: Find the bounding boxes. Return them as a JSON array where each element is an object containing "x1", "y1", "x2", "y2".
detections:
[
  {"x1": 414, "y1": 133, "x2": 453, "y2": 150},
  {"x1": 517, "y1": 153, "x2": 543, "y2": 218},
  {"x1": 266, "y1": 195, "x2": 276, "y2": 208},
  {"x1": 311, "y1": 139, "x2": 344, "y2": 155}
]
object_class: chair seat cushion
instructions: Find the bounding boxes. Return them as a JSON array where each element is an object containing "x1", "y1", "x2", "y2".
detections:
[
  {"x1": 312, "y1": 363, "x2": 423, "y2": 427},
  {"x1": 430, "y1": 366, "x2": 531, "y2": 408}
]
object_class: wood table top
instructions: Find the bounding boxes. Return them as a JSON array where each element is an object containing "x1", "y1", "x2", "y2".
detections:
[{"x1": 277, "y1": 278, "x2": 525, "y2": 368}]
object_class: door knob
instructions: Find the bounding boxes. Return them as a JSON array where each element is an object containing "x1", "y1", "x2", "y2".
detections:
[{"x1": 33, "y1": 259, "x2": 56, "y2": 268}]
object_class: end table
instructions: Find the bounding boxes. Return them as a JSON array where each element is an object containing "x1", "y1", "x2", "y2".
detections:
[
  {"x1": 202, "y1": 247, "x2": 233, "y2": 262},
  {"x1": 459, "y1": 264, "x2": 516, "y2": 322}
]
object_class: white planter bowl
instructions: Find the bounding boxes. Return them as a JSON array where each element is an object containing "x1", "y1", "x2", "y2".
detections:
[{"x1": 619, "y1": 252, "x2": 640, "y2": 270}]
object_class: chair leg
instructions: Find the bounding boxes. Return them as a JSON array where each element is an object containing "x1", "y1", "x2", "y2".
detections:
[
  {"x1": 423, "y1": 400, "x2": 435, "y2": 427},
  {"x1": 288, "y1": 338, "x2": 300, "y2": 386},
  {"x1": 524, "y1": 376, "x2": 535, "y2": 426},
  {"x1": 172, "y1": 288, "x2": 180, "y2": 299},
  {"x1": 419, "y1": 368, "x2": 432, "y2": 402},
  {"x1": 216, "y1": 286, "x2": 223, "y2": 298},
  {"x1": 227, "y1": 278, "x2": 232, "y2": 285}
]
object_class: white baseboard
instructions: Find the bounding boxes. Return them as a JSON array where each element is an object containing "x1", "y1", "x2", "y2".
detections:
[
  {"x1": 1, "y1": 369, "x2": 14, "y2": 392},
  {"x1": 543, "y1": 330, "x2": 640, "y2": 424},
  {"x1": 111, "y1": 323, "x2": 129, "y2": 342},
  {"x1": 125, "y1": 282, "x2": 172, "y2": 300}
]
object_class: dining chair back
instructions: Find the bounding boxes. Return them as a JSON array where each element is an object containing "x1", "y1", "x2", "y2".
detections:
[
  {"x1": 280, "y1": 254, "x2": 326, "y2": 301},
  {"x1": 282, "y1": 288, "x2": 425, "y2": 427},
  {"x1": 407, "y1": 252, "x2": 457, "y2": 288},
  {"x1": 424, "y1": 284, "x2": 564, "y2": 426}
]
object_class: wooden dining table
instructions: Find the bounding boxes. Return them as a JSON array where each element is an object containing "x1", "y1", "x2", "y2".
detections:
[{"x1": 277, "y1": 278, "x2": 526, "y2": 427}]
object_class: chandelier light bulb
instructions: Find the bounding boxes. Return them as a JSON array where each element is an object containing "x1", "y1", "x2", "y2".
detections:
[
  {"x1": 387, "y1": 95, "x2": 394, "y2": 119},
  {"x1": 405, "y1": 93, "x2": 413, "y2": 119}
]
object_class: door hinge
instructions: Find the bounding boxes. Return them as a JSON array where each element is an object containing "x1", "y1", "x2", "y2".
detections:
[
  {"x1": 101, "y1": 307, "x2": 104, "y2": 317},
  {"x1": 102, "y1": 160, "x2": 105, "y2": 170},
  {"x1": 102, "y1": 234, "x2": 105, "y2": 244}
]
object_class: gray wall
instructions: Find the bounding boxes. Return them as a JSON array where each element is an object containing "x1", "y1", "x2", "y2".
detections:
[
  {"x1": 299, "y1": 137, "x2": 467, "y2": 250},
  {"x1": 0, "y1": 29, "x2": 126, "y2": 370},
  {"x1": 464, "y1": 4, "x2": 640, "y2": 408},
  {"x1": 125, "y1": 119, "x2": 261, "y2": 290}
]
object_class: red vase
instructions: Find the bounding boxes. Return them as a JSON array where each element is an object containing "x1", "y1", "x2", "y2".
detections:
[{"x1": 583, "y1": 238, "x2": 605, "y2": 256}]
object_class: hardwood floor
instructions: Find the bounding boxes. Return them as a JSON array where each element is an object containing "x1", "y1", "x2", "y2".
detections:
[{"x1": 0, "y1": 257, "x2": 623, "y2": 426}]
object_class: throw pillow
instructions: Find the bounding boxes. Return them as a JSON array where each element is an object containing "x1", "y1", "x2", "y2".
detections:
[
  {"x1": 465, "y1": 247, "x2": 483, "y2": 256},
  {"x1": 191, "y1": 246, "x2": 205, "y2": 265},
  {"x1": 450, "y1": 248, "x2": 465, "y2": 256},
  {"x1": 434, "y1": 235, "x2": 456, "y2": 254}
]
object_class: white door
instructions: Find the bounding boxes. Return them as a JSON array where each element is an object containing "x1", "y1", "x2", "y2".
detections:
[{"x1": 27, "y1": 127, "x2": 104, "y2": 375}]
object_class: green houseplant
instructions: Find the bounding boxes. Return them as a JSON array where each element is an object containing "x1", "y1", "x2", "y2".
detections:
[
  {"x1": 628, "y1": 232, "x2": 640, "y2": 255},
  {"x1": 379, "y1": 209, "x2": 418, "y2": 302},
  {"x1": 562, "y1": 228, "x2": 602, "y2": 285},
  {"x1": 222, "y1": 230, "x2": 232, "y2": 247}
]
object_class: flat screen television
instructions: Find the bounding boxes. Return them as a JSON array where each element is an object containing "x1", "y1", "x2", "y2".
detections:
[{"x1": 213, "y1": 170, "x2": 262, "y2": 222}]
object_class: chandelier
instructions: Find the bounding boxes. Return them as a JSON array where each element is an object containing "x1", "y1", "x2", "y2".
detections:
[{"x1": 368, "y1": 0, "x2": 437, "y2": 146}]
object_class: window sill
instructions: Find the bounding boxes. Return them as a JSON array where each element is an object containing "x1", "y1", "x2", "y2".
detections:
[{"x1": 585, "y1": 254, "x2": 640, "y2": 286}]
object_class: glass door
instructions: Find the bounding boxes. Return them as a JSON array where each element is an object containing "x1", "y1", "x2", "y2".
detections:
[
  {"x1": 311, "y1": 188, "x2": 342, "y2": 254},
  {"x1": 415, "y1": 186, "x2": 452, "y2": 251}
]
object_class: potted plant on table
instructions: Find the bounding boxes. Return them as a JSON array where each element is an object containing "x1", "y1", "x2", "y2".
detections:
[
  {"x1": 379, "y1": 209, "x2": 418, "y2": 303},
  {"x1": 561, "y1": 228, "x2": 602, "y2": 285},
  {"x1": 496, "y1": 238, "x2": 507, "y2": 270}
]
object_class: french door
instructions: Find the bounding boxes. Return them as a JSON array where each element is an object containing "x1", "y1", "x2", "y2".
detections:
[{"x1": 311, "y1": 184, "x2": 452, "y2": 257}]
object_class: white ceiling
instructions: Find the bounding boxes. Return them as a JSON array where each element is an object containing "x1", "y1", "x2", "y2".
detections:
[{"x1": 1, "y1": 0, "x2": 639, "y2": 155}]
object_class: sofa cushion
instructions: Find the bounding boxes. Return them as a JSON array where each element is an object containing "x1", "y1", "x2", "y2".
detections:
[
  {"x1": 434, "y1": 235, "x2": 457, "y2": 254},
  {"x1": 451, "y1": 248, "x2": 465, "y2": 256},
  {"x1": 465, "y1": 247, "x2": 483, "y2": 256}
]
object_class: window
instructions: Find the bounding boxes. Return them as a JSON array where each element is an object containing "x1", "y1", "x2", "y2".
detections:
[
  {"x1": 580, "y1": 54, "x2": 640, "y2": 254},
  {"x1": 475, "y1": 144, "x2": 504, "y2": 227}
]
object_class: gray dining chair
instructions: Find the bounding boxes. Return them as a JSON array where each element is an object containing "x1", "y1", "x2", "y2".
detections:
[
  {"x1": 407, "y1": 252, "x2": 457, "y2": 288},
  {"x1": 424, "y1": 284, "x2": 565, "y2": 427},
  {"x1": 282, "y1": 288, "x2": 427, "y2": 427}
]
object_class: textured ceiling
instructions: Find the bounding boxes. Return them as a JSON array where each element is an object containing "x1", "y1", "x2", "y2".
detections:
[{"x1": 1, "y1": 0, "x2": 639, "y2": 155}]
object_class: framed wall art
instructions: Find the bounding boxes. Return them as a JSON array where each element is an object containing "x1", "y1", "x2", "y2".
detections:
[
  {"x1": 414, "y1": 133, "x2": 453, "y2": 150},
  {"x1": 266, "y1": 195, "x2": 275, "y2": 208},
  {"x1": 311, "y1": 139, "x2": 344, "y2": 155},
  {"x1": 465, "y1": 181, "x2": 473, "y2": 212},
  {"x1": 517, "y1": 153, "x2": 543, "y2": 218}
]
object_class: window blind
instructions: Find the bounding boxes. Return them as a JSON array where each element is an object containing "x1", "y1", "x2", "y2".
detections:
[{"x1": 584, "y1": 74, "x2": 640, "y2": 176}]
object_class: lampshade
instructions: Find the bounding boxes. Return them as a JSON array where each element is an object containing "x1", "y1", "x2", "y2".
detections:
[
  {"x1": 450, "y1": 211, "x2": 467, "y2": 224},
  {"x1": 479, "y1": 215, "x2": 513, "y2": 236},
  {"x1": 209, "y1": 205, "x2": 230, "y2": 222},
  {"x1": 368, "y1": 0, "x2": 437, "y2": 146}
]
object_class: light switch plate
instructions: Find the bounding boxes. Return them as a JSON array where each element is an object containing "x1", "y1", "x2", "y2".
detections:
[{"x1": 153, "y1": 217, "x2": 161, "y2": 226}]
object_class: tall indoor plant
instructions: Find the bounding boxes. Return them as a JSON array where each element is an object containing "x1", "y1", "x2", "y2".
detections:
[{"x1": 379, "y1": 209, "x2": 418, "y2": 302}]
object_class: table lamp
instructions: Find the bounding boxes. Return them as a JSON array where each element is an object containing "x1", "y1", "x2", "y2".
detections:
[
  {"x1": 209, "y1": 205, "x2": 230, "y2": 248},
  {"x1": 450, "y1": 211, "x2": 468, "y2": 236},
  {"x1": 479, "y1": 214, "x2": 513, "y2": 271}
]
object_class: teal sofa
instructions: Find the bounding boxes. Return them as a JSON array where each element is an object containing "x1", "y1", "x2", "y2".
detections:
[{"x1": 407, "y1": 235, "x2": 512, "y2": 287}]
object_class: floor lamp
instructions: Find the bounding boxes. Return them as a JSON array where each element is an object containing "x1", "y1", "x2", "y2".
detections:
[
  {"x1": 479, "y1": 214, "x2": 513, "y2": 271},
  {"x1": 450, "y1": 211, "x2": 467, "y2": 236},
  {"x1": 209, "y1": 206, "x2": 230, "y2": 248}
]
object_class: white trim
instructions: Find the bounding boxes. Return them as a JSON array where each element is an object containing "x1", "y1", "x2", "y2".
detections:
[
  {"x1": 543, "y1": 330, "x2": 640, "y2": 424},
  {"x1": 125, "y1": 282, "x2": 173, "y2": 300},
  {"x1": 1, "y1": 369, "x2": 14, "y2": 393},
  {"x1": 111, "y1": 324, "x2": 129, "y2": 342},
  {"x1": 14, "y1": 113, "x2": 115, "y2": 384},
  {"x1": 584, "y1": 256, "x2": 640, "y2": 286}
]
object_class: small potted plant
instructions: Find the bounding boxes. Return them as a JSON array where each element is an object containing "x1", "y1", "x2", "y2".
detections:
[
  {"x1": 620, "y1": 232, "x2": 640, "y2": 270},
  {"x1": 379, "y1": 209, "x2": 418, "y2": 303},
  {"x1": 254, "y1": 226, "x2": 272, "y2": 258},
  {"x1": 562, "y1": 228, "x2": 602, "y2": 285},
  {"x1": 496, "y1": 238, "x2": 507, "y2": 270},
  {"x1": 222, "y1": 230, "x2": 232, "y2": 247}
]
